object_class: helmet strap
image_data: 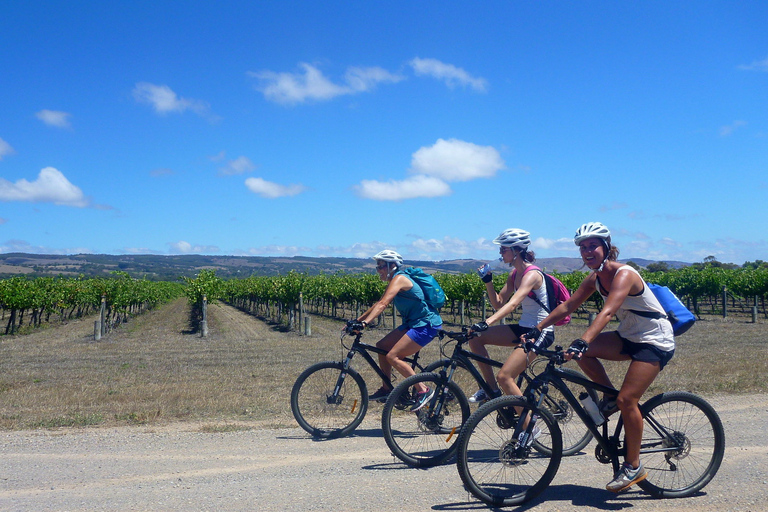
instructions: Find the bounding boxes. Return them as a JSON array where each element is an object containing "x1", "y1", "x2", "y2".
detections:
[{"x1": 594, "y1": 240, "x2": 610, "y2": 273}]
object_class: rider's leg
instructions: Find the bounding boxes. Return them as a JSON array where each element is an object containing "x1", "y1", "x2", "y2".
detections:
[
  {"x1": 496, "y1": 346, "x2": 532, "y2": 396},
  {"x1": 575, "y1": 331, "x2": 628, "y2": 390},
  {"x1": 617, "y1": 359, "x2": 660, "y2": 468},
  {"x1": 467, "y1": 325, "x2": 515, "y2": 391},
  {"x1": 375, "y1": 328, "x2": 405, "y2": 391},
  {"x1": 385, "y1": 332, "x2": 430, "y2": 393}
]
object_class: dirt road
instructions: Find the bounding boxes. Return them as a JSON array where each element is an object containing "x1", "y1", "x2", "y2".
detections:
[{"x1": 1, "y1": 302, "x2": 766, "y2": 511}]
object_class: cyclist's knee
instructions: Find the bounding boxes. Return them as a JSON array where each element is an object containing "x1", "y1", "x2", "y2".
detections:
[{"x1": 385, "y1": 351, "x2": 402, "y2": 366}]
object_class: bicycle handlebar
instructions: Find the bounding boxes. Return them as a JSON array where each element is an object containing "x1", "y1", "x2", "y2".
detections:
[{"x1": 437, "y1": 327, "x2": 479, "y2": 342}]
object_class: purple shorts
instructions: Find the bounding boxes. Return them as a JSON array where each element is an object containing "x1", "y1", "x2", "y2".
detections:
[{"x1": 399, "y1": 324, "x2": 441, "y2": 347}]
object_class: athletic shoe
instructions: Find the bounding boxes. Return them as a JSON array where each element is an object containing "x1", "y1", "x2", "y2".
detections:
[
  {"x1": 369, "y1": 387, "x2": 391, "y2": 402},
  {"x1": 517, "y1": 425, "x2": 542, "y2": 448},
  {"x1": 410, "y1": 387, "x2": 435, "y2": 412},
  {"x1": 600, "y1": 396, "x2": 619, "y2": 417},
  {"x1": 468, "y1": 388, "x2": 502, "y2": 403},
  {"x1": 606, "y1": 462, "x2": 647, "y2": 492}
]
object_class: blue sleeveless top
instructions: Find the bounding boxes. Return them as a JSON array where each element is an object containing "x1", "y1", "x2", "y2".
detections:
[{"x1": 392, "y1": 273, "x2": 443, "y2": 329}]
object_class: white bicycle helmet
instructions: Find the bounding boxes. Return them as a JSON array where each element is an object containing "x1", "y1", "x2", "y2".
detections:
[
  {"x1": 574, "y1": 222, "x2": 611, "y2": 245},
  {"x1": 372, "y1": 249, "x2": 404, "y2": 267},
  {"x1": 492, "y1": 228, "x2": 531, "y2": 249}
]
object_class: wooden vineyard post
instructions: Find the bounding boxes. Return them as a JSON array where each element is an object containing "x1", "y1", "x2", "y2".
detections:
[{"x1": 201, "y1": 295, "x2": 209, "y2": 338}]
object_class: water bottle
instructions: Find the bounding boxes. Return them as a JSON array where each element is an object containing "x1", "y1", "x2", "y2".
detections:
[
  {"x1": 477, "y1": 257, "x2": 507, "y2": 278},
  {"x1": 579, "y1": 392, "x2": 605, "y2": 426}
]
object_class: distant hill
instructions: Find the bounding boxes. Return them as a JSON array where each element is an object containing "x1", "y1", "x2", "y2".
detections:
[{"x1": 0, "y1": 253, "x2": 690, "y2": 281}]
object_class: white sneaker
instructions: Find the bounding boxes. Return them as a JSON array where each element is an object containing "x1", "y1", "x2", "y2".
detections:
[
  {"x1": 468, "y1": 388, "x2": 501, "y2": 403},
  {"x1": 606, "y1": 462, "x2": 647, "y2": 492}
]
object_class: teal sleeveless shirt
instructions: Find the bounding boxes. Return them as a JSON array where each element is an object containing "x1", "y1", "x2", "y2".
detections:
[{"x1": 392, "y1": 273, "x2": 443, "y2": 329}]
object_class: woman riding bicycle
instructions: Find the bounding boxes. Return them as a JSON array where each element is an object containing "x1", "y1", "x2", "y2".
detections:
[
  {"x1": 529, "y1": 222, "x2": 675, "y2": 493},
  {"x1": 467, "y1": 228, "x2": 555, "y2": 402},
  {"x1": 349, "y1": 250, "x2": 443, "y2": 411}
]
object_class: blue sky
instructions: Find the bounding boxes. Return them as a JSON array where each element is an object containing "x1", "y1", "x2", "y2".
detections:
[{"x1": 1, "y1": 1, "x2": 766, "y2": 265}]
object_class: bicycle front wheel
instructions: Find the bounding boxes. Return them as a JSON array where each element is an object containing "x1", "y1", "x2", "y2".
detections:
[
  {"x1": 635, "y1": 391, "x2": 725, "y2": 498},
  {"x1": 290, "y1": 361, "x2": 368, "y2": 438},
  {"x1": 382, "y1": 372, "x2": 470, "y2": 467},
  {"x1": 456, "y1": 396, "x2": 562, "y2": 507}
]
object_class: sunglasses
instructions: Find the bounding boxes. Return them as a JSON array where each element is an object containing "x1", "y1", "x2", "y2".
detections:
[{"x1": 376, "y1": 263, "x2": 388, "y2": 270}]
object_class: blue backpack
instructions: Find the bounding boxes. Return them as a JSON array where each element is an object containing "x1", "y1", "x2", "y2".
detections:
[
  {"x1": 399, "y1": 267, "x2": 446, "y2": 310},
  {"x1": 630, "y1": 283, "x2": 695, "y2": 336}
]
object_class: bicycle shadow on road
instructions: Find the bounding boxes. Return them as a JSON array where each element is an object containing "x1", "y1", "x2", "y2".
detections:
[
  {"x1": 275, "y1": 427, "x2": 384, "y2": 442},
  {"x1": 431, "y1": 483, "x2": 709, "y2": 511}
]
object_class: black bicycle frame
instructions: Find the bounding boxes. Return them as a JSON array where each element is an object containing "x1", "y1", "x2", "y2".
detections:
[
  {"x1": 435, "y1": 332, "x2": 537, "y2": 399},
  {"x1": 526, "y1": 358, "x2": 680, "y2": 468},
  {"x1": 331, "y1": 332, "x2": 423, "y2": 400}
]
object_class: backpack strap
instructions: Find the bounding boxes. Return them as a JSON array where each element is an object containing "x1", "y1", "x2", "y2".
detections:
[{"x1": 511, "y1": 265, "x2": 549, "y2": 312}]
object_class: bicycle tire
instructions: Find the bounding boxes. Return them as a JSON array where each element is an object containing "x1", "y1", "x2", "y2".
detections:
[
  {"x1": 456, "y1": 396, "x2": 562, "y2": 507},
  {"x1": 529, "y1": 367, "x2": 596, "y2": 456},
  {"x1": 290, "y1": 361, "x2": 368, "y2": 438},
  {"x1": 381, "y1": 372, "x2": 470, "y2": 467},
  {"x1": 423, "y1": 358, "x2": 479, "y2": 403},
  {"x1": 633, "y1": 391, "x2": 725, "y2": 498}
]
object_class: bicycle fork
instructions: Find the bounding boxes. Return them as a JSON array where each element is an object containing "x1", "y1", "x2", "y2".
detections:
[{"x1": 329, "y1": 351, "x2": 356, "y2": 412}]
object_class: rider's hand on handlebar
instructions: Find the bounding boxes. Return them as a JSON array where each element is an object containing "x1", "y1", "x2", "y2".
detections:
[
  {"x1": 470, "y1": 321, "x2": 489, "y2": 334},
  {"x1": 522, "y1": 327, "x2": 542, "y2": 342},
  {"x1": 566, "y1": 338, "x2": 589, "y2": 360},
  {"x1": 344, "y1": 320, "x2": 365, "y2": 335}
]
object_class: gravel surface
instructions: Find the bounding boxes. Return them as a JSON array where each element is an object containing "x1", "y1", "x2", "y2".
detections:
[{"x1": 2, "y1": 393, "x2": 767, "y2": 512}]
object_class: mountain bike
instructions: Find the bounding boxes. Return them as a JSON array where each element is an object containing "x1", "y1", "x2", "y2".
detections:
[
  {"x1": 455, "y1": 341, "x2": 725, "y2": 507},
  {"x1": 291, "y1": 327, "x2": 427, "y2": 439},
  {"x1": 381, "y1": 327, "x2": 596, "y2": 467}
]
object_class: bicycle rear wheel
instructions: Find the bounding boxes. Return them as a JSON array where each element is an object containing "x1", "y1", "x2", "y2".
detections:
[
  {"x1": 423, "y1": 358, "x2": 478, "y2": 404},
  {"x1": 635, "y1": 391, "x2": 725, "y2": 498},
  {"x1": 529, "y1": 367, "x2": 595, "y2": 456},
  {"x1": 382, "y1": 372, "x2": 470, "y2": 467},
  {"x1": 456, "y1": 396, "x2": 562, "y2": 507},
  {"x1": 290, "y1": 361, "x2": 368, "y2": 438}
]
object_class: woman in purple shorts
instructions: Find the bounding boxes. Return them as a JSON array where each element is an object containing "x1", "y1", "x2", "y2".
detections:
[
  {"x1": 529, "y1": 222, "x2": 675, "y2": 494},
  {"x1": 350, "y1": 250, "x2": 443, "y2": 411}
]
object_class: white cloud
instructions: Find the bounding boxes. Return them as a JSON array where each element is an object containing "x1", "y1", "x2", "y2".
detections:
[
  {"x1": 167, "y1": 241, "x2": 220, "y2": 254},
  {"x1": 0, "y1": 167, "x2": 89, "y2": 207},
  {"x1": 354, "y1": 174, "x2": 451, "y2": 201},
  {"x1": 737, "y1": 56, "x2": 768, "y2": 72},
  {"x1": 409, "y1": 57, "x2": 488, "y2": 92},
  {"x1": 0, "y1": 137, "x2": 15, "y2": 160},
  {"x1": 719, "y1": 120, "x2": 747, "y2": 137},
  {"x1": 35, "y1": 109, "x2": 72, "y2": 128},
  {"x1": 133, "y1": 82, "x2": 209, "y2": 115},
  {"x1": 249, "y1": 63, "x2": 404, "y2": 105},
  {"x1": 354, "y1": 138, "x2": 504, "y2": 201},
  {"x1": 0, "y1": 239, "x2": 93, "y2": 255},
  {"x1": 219, "y1": 156, "x2": 257, "y2": 176},
  {"x1": 410, "y1": 138, "x2": 504, "y2": 181},
  {"x1": 244, "y1": 177, "x2": 307, "y2": 198},
  {"x1": 240, "y1": 244, "x2": 313, "y2": 257},
  {"x1": 532, "y1": 237, "x2": 574, "y2": 253}
]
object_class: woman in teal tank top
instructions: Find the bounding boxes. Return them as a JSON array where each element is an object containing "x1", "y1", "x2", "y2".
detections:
[{"x1": 352, "y1": 250, "x2": 442, "y2": 409}]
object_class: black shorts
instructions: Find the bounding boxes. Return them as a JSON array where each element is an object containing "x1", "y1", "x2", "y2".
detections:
[
  {"x1": 619, "y1": 336, "x2": 675, "y2": 371},
  {"x1": 508, "y1": 324, "x2": 555, "y2": 348}
]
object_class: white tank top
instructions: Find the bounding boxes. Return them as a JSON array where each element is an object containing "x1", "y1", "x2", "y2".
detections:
[
  {"x1": 596, "y1": 266, "x2": 674, "y2": 351},
  {"x1": 516, "y1": 268, "x2": 553, "y2": 332}
]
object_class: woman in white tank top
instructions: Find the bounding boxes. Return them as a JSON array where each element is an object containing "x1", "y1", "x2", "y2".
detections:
[
  {"x1": 467, "y1": 228, "x2": 554, "y2": 403},
  {"x1": 531, "y1": 222, "x2": 674, "y2": 494}
]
